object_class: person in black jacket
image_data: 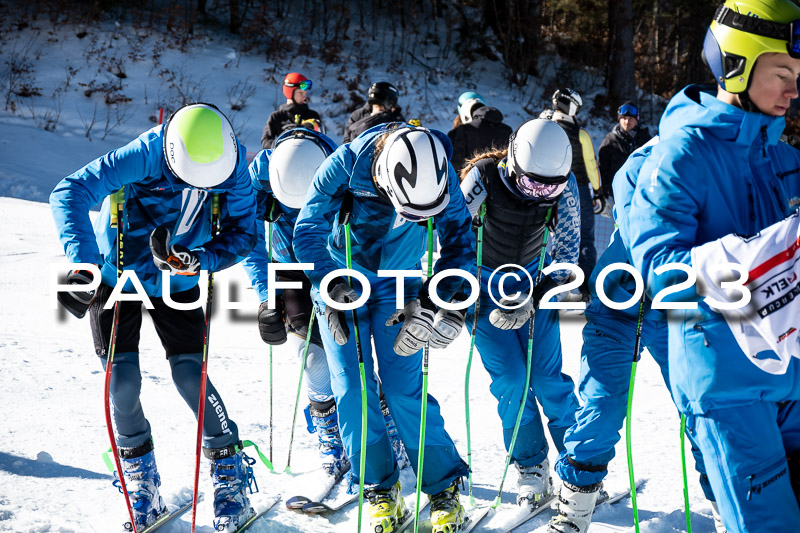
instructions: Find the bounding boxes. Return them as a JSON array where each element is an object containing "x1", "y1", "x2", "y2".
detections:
[
  {"x1": 447, "y1": 91, "x2": 512, "y2": 174},
  {"x1": 261, "y1": 72, "x2": 323, "y2": 149},
  {"x1": 342, "y1": 81, "x2": 405, "y2": 143},
  {"x1": 550, "y1": 88, "x2": 593, "y2": 300},
  {"x1": 598, "y1": 101, "x2": 651, "y2": 200}
]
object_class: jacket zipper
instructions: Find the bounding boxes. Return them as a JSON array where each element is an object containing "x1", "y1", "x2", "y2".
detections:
[
  {"x1": 693, "y1": 324, "x2": 710, "y2": 347},
  {"x1": 761, "y1": 126, "x2": 767, "y2": 157}
]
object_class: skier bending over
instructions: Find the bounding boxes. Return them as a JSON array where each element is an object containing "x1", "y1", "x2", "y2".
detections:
[
  {"x1": 50, "y1": 103, "x2": 258, "y2": 532},
  {"x1": 293, "y1": 123, "x2": 475, "y2": 533},
  {"x1": 548, "y1": 141, "x2": 724, "y2": 533},
  {"x1": 458, "y1": 118, "x2": 581, "y2": 507},
  {"x1": 627, "y1": 1, "x2": 800, "y2": 529},
  {"x1": 241, "y1": 128, "x2": 409, "y2": 488}
]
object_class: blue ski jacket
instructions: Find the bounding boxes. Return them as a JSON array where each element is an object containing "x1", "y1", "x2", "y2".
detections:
[
  {"x1": 626, "y1": 85, "x2": 800, "y2": 413},
  {"x1": 50, "y1": 125, "x2": 257, "y2": 297},
  {"x1": 241, "y1": 130, "x2": 338, "y2": 302},
  {"x1": 293, "y1": 124, "x2": 476, "y2": 302}
]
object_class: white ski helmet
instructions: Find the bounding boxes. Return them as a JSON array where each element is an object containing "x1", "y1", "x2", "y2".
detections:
[
  {"x1": 164, "y1": 103, "x2": 238, "y2": 188},
  {"x1": 552, "y1": 88, "x2": 583, "y2": 116},
  {"x1": 372, "y1": 127, "x2": 450, "y2": 221},
  {"x1": 507, "y1": 118, "x2": 571, "y2": 200},
  {"x1": 457, "y1": 91, "x2": 486, "y2": 124},
  {"x1": 268, "y1": 129, "x2": 333, "y2": 209}
]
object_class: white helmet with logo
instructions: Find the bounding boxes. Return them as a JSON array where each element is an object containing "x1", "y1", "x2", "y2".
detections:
[
  {"x1": 269, "y1": 129, "x2": 333, "y2": 209},
  {"x1": 507, "y1": 118, "x2": 571, "y2": 200},
  {"x1": 372, "y1": 127, "x2": 450, "y2": 221},
  {"x1": 163, "y1": 103, "x2": 238, "y2": 188}
]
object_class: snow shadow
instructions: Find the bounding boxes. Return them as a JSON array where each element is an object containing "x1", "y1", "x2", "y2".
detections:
[{"x1": 0, "y1": 451, "x2": 111, "y2": 480}]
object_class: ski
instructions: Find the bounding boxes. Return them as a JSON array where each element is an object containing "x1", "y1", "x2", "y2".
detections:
[
  {"x1": 301, "y1": 492, "x2": 358, "y2": 514},
  {"x1": 231, "y1": 496, "x2": 281, "y2": 533},
  {"x1": 498, "y1": 493, "x2": 559, "y2": 533},
  {"x1": 123, "y1": 497, "x2": 197, "y2": 533},
  {"x1": 460, "y1": 505, "x2": 492, "y2": 533},
  {"x1": 284, "y1": 468, "x2": 347, "y2": 510}
]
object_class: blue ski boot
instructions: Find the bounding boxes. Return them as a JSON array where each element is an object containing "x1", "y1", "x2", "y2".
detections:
[
  {"x1": 118, "y1": 438, "x2": 168, "y2": 531},
  {"x1": 205, "y1": 443, "x2": 256, "y2": 532},
  {"x1": 310, "y1": 400, "x2": 350, "y2": 481},
  {"x1": 381, "y1": 396, "x2": 410, "y2": 470}
]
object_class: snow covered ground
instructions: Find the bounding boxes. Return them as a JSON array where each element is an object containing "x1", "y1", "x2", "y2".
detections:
[{"x1": 0, "y1": 11, "x2": 712, "y2": 533}]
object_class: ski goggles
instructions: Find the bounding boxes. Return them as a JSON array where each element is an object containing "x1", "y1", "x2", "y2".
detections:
[
  {"x1": 714, "y1": 6, "x2": 800, "y2": 59},
  {"x1": 285, "y1": 79, "x2": 312, "y2": 91},
  {"x1": 515, "y1": 173, "x2": 568, "y2": 200},
  {"x1": 618, "y1": 104, "x2": 638, "y2": 118}
]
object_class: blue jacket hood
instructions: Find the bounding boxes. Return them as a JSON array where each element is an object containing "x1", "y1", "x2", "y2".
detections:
[{"x1": 659, "y1": 85, "x2": 785, "y2": 146}]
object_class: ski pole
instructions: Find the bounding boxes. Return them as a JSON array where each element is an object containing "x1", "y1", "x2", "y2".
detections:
[
  {"x1": 340, "y1": 194, "x2": 368, "y2": 533},
  {"x1": 103, "y1": 188, "x2": 138, "y2": 533},
  {"x1": 493, "y1": 207, "x2": 552, "y2": 508},
  {"x1": 680, "y1": 413, "x2": 692, "y2": 533},
  {"x1": 190, "y1": 194, "x2": 221, "y2": 533},
  {"x1": 268, "y1": 219, "x2": 274, "y2": 465},
  {"x1": 284, "y1": 313, "x2": 316, "y2": 473},
  {"x1": 625, "y1": 293, "x2": 646, "y2": 533},
  {"x1": 413, "y1": 218, "x2": 435, "y2": 533},
  {"x1": 464, "y1": 203, "x2": 485, "y2": 506}
]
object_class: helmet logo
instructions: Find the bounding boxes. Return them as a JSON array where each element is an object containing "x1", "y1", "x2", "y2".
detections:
[
  {"x1": 394, "y1": 135, "x2": 418, "y2": 189},
  {"x1": 169, "y1": 142, "x2": 176, "y2": 164}
]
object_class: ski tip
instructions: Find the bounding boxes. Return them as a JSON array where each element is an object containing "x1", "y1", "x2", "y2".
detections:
[{"x1": 285, "y1": 495, "x2": 312, "y2": 510}]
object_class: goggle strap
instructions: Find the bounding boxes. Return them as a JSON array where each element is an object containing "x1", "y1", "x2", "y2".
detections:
[{"x1": 714, "y1": 6, "x2": 792, "y2": 42}]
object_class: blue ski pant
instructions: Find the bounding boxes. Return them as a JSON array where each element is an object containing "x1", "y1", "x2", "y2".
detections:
[
  {"x1": 313, "y1": 275, "x2": 468, "y2": 495},
  {"x1": 467, "y1": 284, "x2": 579, "y2": 467},
  {"x1": 556, "y1": 297, "x2": 712, "y2": 499},
  {"x1": 686, "y1": 401, "x2": 800, "y2": 531}
]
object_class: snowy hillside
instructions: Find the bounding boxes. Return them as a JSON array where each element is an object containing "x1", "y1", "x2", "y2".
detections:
[{"x1": 0, "y1": 11, "x2": 716, "y2": 533}]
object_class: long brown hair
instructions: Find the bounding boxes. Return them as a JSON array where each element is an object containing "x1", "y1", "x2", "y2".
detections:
[
  {"x1": 458, "y1": 146, "x2": 508, "y2": 182},
  {"x1": 452, "y1": 115, "x2": 462, "y2": 129}
]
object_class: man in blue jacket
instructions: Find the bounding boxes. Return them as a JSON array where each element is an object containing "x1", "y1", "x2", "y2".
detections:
[
  {"x1": 293, "y1": 123, "x2": 475, "y2": 533},
  {"x1": 626, "y1": 1, "x2": 800, "y2": 530},
  {"x1": 50, "y1": 103, "x2": 257, "y2": 532}
]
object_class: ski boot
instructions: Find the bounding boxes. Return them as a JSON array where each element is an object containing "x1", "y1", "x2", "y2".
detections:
[
  {"x1": 381, "y1": 395, "x2": 410, "y2": 470},
  {"x1": 118, "y1": 438, "x2": 168, "y2": 531},
  {"x1": 366, "y1": 481, "x2": 407, "y2": 532},
  {"x1": 547, "y1": 481, "x2": 600, "y2": 533},
  {"x1": 430, "y1": 479, "x2": 465, "y2": 533},
  {"x1": 205, "y1": 443, "x2": 256, "y2": 532},
  {"x1": 310, "y1": 400, "x2": 351, "y2": 481},
  {"x1": 516, "y1": 458, "x2": 553, "y2": 506}
]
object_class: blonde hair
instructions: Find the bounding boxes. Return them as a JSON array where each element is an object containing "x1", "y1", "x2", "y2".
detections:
[{"x1": 459, "y1": 146, "x2": 508, "y2": 182}]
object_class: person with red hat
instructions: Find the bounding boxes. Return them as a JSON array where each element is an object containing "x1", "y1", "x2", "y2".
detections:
[{"x1": 261, "y1": 72, "x2": 323, "y2": 149}]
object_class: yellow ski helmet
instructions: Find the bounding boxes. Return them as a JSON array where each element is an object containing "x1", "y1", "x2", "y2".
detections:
[{"x1": 703, "y1": 0, "x2": 800, "y2": 94}]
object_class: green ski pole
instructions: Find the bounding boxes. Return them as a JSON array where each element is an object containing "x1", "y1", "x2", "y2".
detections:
[
  {"x1": 413, "y1": 219, "x2": 435, "y2": 533},
  {"x1": 464, "y1": 203, "x2": 485, "y2": 506},
  {"x1": 625, "y1": 294, "x2": 646, "y2": 533},
  {"x1": 284, "y1": 313, "x2": 316, "y2": 473}
]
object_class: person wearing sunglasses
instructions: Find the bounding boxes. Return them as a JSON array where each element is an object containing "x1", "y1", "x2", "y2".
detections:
[
  {"x1": 624, "y1": 1, "x2": 800, "y2": 530},
  {"x1": 457, "y1": 118, "x2": 580, "y2": 509},
  {"x1": 597, "y1": 101, "x2": 651, "y2": 202},
  {"x1": 261, "y1": 72, "x2": 324, "y2": 149},
  {"x1": 293, "y1": 123, "x2": 475, "y2": 533}
]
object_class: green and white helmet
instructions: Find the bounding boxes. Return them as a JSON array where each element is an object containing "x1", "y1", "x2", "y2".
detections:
[{"x1": 163, "y1": 103, "x2": 238, "y2": 188}]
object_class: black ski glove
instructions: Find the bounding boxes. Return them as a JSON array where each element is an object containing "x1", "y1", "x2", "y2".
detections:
[
  {"x1": 57, "y1": 269, "x2": 98, "y2": 319},
  {"x1": 149, "y1": 225, "x2": 201, "y2": 276},
  {"x1": 324, "y1": 277, "x2": 359, "y2": 345},
  {"x1": 258, "y1": 297, "x2": 287, "y2": 345}
]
